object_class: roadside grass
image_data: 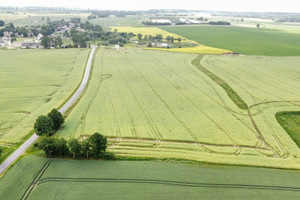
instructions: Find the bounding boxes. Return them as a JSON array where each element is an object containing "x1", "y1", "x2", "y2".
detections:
[
  {"x1": 2, "y1": 155, "x2": 300, "y2": 199},
  {"x1": 162, "y1": 26, "x2": 300, "y2": 56},
  {"x1": 276, "y1": 111, "x2": 300, "y2": 148}
]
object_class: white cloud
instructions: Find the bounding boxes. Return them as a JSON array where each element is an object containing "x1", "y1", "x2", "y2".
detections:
[{"x1": 0, "y1": 0, "x2": 300, "y2": 12}]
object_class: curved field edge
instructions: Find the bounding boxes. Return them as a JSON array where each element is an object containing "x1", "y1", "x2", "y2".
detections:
[
  {"x1": 192, "y1": 55, "x2": 248, "y2": 110},
  {"x1": 276, "y1": 111, "x2": 300, "y2": 148},
  {"x1": 112, "y1": 26, "x2": 231, "y2": 54},
  {"x1": 161, "y1": 26, "x2": 300, "y2": 56},
  {"x1": 2, "y1": 155, "x2": 300, "y2": 200}
]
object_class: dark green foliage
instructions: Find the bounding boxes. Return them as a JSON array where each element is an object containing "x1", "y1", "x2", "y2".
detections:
[
  {"x1": 276, "y1": 112, "x2": 300, "y2": 148},
  {"x1": 47, "y1": 109, "x2": 64, "y2": 130},
  {"x1": 54, "y1": 36, "x2": 63, "y2": 48},
  {"x1": 38, "y1": 137, "x2": 56, "y2": 157},
  {"x1": 71, "y1": 32, "x2": 87, "y2": 48},
  {"x1": 0, "y1": 20, "x2": 4, "y2": 26},
  {"x1": 34, "y1": 116, "x2": 54, "y2": 136},
  {"x1": 70, "y1": 18, "x2": 81, "y2": 23},
  {"x1": 89, "y1": 133, "x2": 107, "y2": 159},
  {"x1": 81, "y1": 139, "x2": 91, "y2": 159},
  {"x1": 208, "y1": 21, "x2": 231, "y2": 25},
  {"x1": 137, "y1": 33, "x2": 143, "y2": 40},
  {"x1": 53, "y1": 138, "x2": 69, "y2": 157},
  {"x1": 39, "y1": 137, "x2": 69, "y2": 157},
  {"x1": 41, "y1": 36, "x2": 51, "y2": 49},
  {"x1": 68, "y1": 138, "x2": 81, "y2": 158}
]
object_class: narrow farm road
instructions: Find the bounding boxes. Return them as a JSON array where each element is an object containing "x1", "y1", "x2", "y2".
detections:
[{"x1": 0, "y1": 47, "x2": 96, "y2": 175}]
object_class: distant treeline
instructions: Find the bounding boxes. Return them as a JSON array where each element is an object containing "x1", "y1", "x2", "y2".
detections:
[
  {"x1": 208, "y1": 21, "x2": 231, "y2": 25},
  {"x1": 142, "y1": 21, "x2": 171, "y2": 26},
  {"x1": 91, "y1": 10, "x2": 142, "y2": 18}
]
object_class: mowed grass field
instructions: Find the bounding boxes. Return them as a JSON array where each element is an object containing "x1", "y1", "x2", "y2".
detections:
[
  {"x1": 0, "y1": 49, "x2": 90, "y2": 146},
  {"x1": 162, "y1": 26, "x2": 300, "y2": 56},
  {"x1": 113, "y1": 26, "x2": 231, "y2": 54},
  {"x1": 57, "y1": 48, "x2": 300, "y2": 169},
  {"x1": 2, "y1": 155, "x2": 300, "y2": 200}
]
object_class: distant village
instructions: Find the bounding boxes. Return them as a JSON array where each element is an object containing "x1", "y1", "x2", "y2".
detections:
[{"x1": 0, "y1": 21, "x2": 85, "y2": 49}]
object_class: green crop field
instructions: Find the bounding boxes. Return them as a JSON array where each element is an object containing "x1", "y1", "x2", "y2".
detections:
[
  {"x1": 56, "y1": 48, "x2": 300, "y2": 169},
  {"x1": 0, "y1": 49, "x2": 89, "y2": 146},
  {"x1": 1, "y1": 155, "x2": 300, "y2": 200},
  {"x1": 162, "y1": 26, "x2": 300, "y2": 56}
]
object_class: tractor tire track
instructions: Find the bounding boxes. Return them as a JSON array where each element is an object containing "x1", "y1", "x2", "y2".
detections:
[
  {"x1": 37, "y1": 177, "x2": 300, "y2": 192},
  {"x1": 20, "y1": 160, "x2": 52, "y2": 200}
]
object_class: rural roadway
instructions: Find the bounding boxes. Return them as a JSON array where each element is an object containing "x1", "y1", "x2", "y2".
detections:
[{"x1": 0, "y1": 46, "x2": 96, "y2": 175}]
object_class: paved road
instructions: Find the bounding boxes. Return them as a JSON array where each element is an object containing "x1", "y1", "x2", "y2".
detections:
[{"x1": 0, "y1": 47, "x2": 96, "y2": 175}]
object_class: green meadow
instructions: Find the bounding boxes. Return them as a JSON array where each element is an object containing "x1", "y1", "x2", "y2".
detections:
[{"x1": 162, "y1": 26, "x2": 300, "y2": 56}]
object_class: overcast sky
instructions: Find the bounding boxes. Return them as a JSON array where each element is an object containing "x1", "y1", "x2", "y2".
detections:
[{"x1": 0, "y1": 0, "x2": 299, "y2": 13}]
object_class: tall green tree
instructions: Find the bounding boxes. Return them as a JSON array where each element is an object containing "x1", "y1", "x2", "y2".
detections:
[
  {"x1": 47, "y1": 109, "x2": 64, "y2": 130},
  {"x1": 41, "y1": 36, "x2": 51, "y2": 49},
  {"x1": 89, "y1": 133, "x2": 107, "y2": 159},
  {"x1": 53, "y1": 138, "x2": 69, "y2": 157},
  {"x1": 39, "y1": 137, "x2": 56, "y2": 157},
  {"x1": 0, "y1": 20, "x2": 4, "y2": 26},
  {"x1": 34, "y1": 116, "x2": 54, "y2": 136},
  {"x1": 137, "y1": 33, "x2": 143, "y2": 40},
  {"x1": 54, "y1": 36, "x2": 63, "y2": 48},
  {"x1": 69, "y1": 139, "x2": 81, "y2": 158}
]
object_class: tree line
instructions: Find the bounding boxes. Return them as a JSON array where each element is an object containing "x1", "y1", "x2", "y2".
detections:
[{"x1": 37, "y1": 133, "x2": 112, "y2": 159}]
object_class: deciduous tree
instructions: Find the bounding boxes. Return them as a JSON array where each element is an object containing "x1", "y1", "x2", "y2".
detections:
[
  {"x1": 47, "y1": 109, "x2": 64, "y2": 130},
  {"x1": 89, "y1": 133, "x2": 107, "y2": 159},
  {"x1": 69, "y1": 138, "x2": 81, "y2": 158},
  {"x1": 34, "y1": 116, "x2": 54, "y2": 136}
]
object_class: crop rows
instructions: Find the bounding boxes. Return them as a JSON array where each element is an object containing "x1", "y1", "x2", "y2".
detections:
[
  {"x1": 0, "y1": 49, "x2": 89, "y2": 145},
  {"x1": 54, "y1": 48, "x2": 300, "y2": 168}
]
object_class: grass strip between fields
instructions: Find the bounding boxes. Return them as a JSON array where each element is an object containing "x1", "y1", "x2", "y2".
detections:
[
  {"x1": 192, "y1": 55, "x2": 248, "y2": 110},
  {"x1": 276, "y1": 111, "x2": 300, "y2": 148}
]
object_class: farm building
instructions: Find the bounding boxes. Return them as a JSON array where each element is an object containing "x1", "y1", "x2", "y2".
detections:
[
  {"x1": 152, "y1": 19, "x2": 172, "y2": 24},
  {"x1": 21, "y1": 42, "x2": 41, "y2": 49}
]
